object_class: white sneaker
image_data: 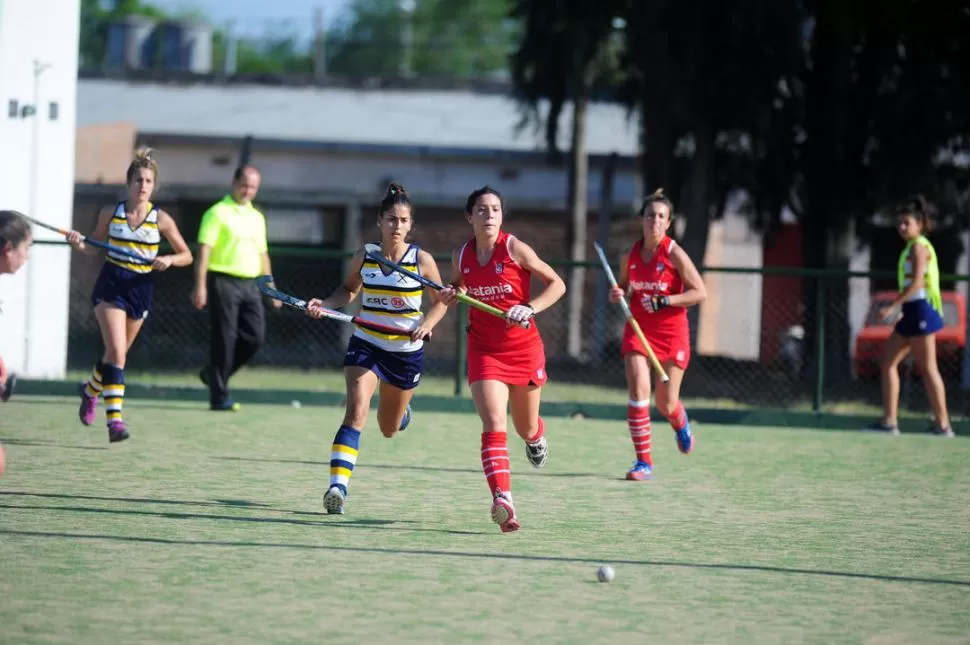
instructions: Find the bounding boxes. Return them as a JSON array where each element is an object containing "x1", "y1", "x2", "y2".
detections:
[
  {"x1": 323, "y1": 486, "x2": 346, "y2": 515},
  {"x1": 490, "y1": 490, "x2": 520, "y2": 533},
  {"x1": 525, "y1": 436, "x2": 548, "y2": 469}
]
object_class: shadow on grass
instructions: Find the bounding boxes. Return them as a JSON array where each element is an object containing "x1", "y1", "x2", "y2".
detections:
[
  {"x1": 212, "y1": 456, "x2": 591, "y2": 478},
  {"x1": 0, "y1": 491, "x2": 271, "y2": 508},
  {"x1": 0, "y1": 438, "x2": 107, "y2": 452},
  {"x1": 0, "y1": 503, "x2": 486, "y2": 536},
  {"x1": 1, "y1": 527, "x2": 967, "y2": 588}
]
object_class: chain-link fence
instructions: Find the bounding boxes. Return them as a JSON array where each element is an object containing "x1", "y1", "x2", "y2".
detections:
[{"x1": 61, "y1": 243, "x2": 970, "y2": 415}]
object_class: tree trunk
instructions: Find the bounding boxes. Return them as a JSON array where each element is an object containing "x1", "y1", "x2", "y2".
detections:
[
  {"x1": 566, "y1": 91, "x2": 589, "y2": 358},
  {"x1": 678, "y1": 127, "x2": 716, "y2": 353},
  {"x1": 802, "y1": 0, "x2": 856, "y2": 400}
]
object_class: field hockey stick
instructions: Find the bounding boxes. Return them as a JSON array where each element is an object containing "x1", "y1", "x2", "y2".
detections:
[
  {"x1": 593, "y1": 242, "x2": 670, "y2": 383},
  {"x1": 364, "y1": 250, "x2": 531, "y2": 328},
  {"x1": 255, "y1": 276, "x2": 425, "y2": 339},
  {"x1": 24, "y1": 215, "x2": 151, "y2": 266}
]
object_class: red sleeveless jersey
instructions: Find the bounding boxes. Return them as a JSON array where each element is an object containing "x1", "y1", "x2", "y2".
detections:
[
  {"x1": 626, "y1": 236, "x2": 688, "y2": 334},
  {"x1": 459, "y1": 230, "x2": 541, "y2": 353}
]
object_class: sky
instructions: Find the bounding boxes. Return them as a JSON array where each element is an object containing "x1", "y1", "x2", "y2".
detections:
[{"x1": 150, "y1": 0, "x2": 352, "y2": 40}]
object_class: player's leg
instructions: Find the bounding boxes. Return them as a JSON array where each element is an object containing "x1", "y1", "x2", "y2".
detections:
[
  {"x1": 624, "y1": 351, "x2": 655, "y2": 478},
  {"x1": 471, "y1": 379, "x2": 519, "y2": 532},
  {"x1": 654, "y1": 362, "x2": 693, "y2": 455},
  {"x1": 206, "y1": 275, "x2": 242, "y2": 410},
  {"x1": 910, "y1": 334, "x2": 953, "y2": 436},
  {"x1": 94, "y1": 302, "x2": 140, "y2": 442},
  {"x1": 323, "y1": 365, "x2": 379, "y2": 514},
  {"x1": 508, "y1": 384, "x2": 547, "y2": 469},
  {"x1": 376, "y1": 384, "x2": 415, "y2": 439},
  {"x1": 374, "y1": 344, "x2": 424, "y2": 437},
  {"x1": 868, "y1": 332, "x2": 909, "y2": 433}
]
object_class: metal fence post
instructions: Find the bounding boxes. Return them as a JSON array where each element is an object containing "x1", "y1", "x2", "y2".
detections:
[
  {"x1": 813, "y1": 277, "x2": 826, "y2": 414},
  {"x1": 453, "y1": 302, "x2": 468, "y2": 397}
]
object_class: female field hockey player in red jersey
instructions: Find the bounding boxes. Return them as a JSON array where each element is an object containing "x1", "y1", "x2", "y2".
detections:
[
  {"x1": 609, "y1": 189, "x2": 706, "y2": 481},
  {"x1": 306, "y1": 183, "x2": 449, "y2": 515},
  {"x1": 67, "y1": 148, "x2": 193, "y2": 443},
  {"x1": 439, "y1": 186, "x2": 566, "y2": 533}
]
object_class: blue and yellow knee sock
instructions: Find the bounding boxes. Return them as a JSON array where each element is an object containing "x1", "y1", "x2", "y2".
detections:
[
  {"x1": 84, "y1": 361, "x2": 105, "y2": 399},
  {"x1": 330, "y1": 425, "x2": 361, "y2": 494},
  {"x1": 101, "y1": 364, "x2": 125, "y2": 426}
]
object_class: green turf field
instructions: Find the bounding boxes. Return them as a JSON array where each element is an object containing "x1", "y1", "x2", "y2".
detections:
[{"x1": 1, "y1": 396, "x2": 968, "y2": 644}]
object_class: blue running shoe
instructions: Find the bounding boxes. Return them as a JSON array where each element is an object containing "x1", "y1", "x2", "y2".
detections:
[
  {"x1": 399, "y1": 404, "x2": 412, "y2": 432},
  {"x1": 675, "y1": 425, "x2": 695, "y2": 454},
  {"x1": 625, "y1": 461, "x2": 653, "y2": 481}
]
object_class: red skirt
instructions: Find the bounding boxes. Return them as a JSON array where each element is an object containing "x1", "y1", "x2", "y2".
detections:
[
  {"x1": 467, "y1": 340, "x2": 548, "y2": 387},
  {"x1": 621, "y1": 323, "x2": 691, "y2": 370}
]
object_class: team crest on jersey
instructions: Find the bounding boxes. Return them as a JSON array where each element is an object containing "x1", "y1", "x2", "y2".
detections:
[
  {"x1": 391, "y1": 297, "x2": 405, "y2": 308},
  {"x1": 656, "y1": 262, "x2": 665, "y2": 273},
  {"x1": 495, "y1": 262, "x2": 504, "y2": 274}
]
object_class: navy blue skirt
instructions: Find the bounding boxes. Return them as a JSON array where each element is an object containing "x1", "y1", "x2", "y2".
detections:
[
  {"x1": 343, "y1": 336, "x2": 424, "y2": 390},
  {"x1": 894, "y1": 299, "x2": 944, "y2": 337},
  {"x1": 91, "y1": 262, "x2": 155, "y2": 320}
]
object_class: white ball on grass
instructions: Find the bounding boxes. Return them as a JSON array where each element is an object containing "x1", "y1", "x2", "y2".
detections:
[
  {"x1": 596, "y1": 565, "x2": 614, "y2": 583},
  {"x1": 291, "y1": 400, "x2": 302, "y2": 409}
]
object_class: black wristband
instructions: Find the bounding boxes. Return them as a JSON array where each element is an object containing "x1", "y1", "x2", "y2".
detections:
[{"x1": 653, "y1": 295, "x2": 670, "y2": 311}]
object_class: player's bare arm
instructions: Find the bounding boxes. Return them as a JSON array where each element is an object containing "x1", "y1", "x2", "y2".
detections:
[
  {"x1": 154, "y1": 211, "x2": 193, "y2": 270},
  {"x1": 668, "y1": 245, "x2": 707, "y2": 308},
  {"x1": 308, "y1": 249, "x2": 365, "y2": 314},
  {"x1": 66, "y1": 207, "x2": 112, "y2": 255},
  {"x1": 438, "y1": 249, "x2": 466, "y2": 306},
  {"x1": 508, "y1": 237, "x2": 565, "y2": 314},
  {"x1": 417, "y1": 250, "x2": 449, "y2": 327}
]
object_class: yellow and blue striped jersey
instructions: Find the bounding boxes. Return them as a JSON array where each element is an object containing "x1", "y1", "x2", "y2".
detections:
[
  {"x1": 355, "y1": 243, "x2": 424, "y2": 352},
  {"x1": 106, "y1": 201, "x2": 160, "y2": 274}
]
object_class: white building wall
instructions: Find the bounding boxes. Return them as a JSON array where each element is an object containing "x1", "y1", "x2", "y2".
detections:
[
  {"x1": 147, "y1": 145, "x2": 640, "y2": 210},
  {"x1": 0, "y1": 0, "x2": 80, "y2": 378}
]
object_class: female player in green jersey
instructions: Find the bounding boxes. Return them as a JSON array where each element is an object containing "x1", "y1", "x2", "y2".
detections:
[{"x1": 866, "y1": 196, "x2": 953, "y2": 437}]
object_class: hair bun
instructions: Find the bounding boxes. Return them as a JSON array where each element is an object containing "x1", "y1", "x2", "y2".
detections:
[
  {"x1": 134, "y1": 146, "x2": 154, "y2": 162},
  {"x1": 387, "y1": 182, "x2": 407, "y2": 197},
  {"x1": 652, "y1": 188, "x2": 665, "y2": 198}
]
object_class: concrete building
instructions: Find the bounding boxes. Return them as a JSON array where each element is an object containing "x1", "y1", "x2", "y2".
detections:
[{"x1": 0, "y1": 0, "x2": 80, "y2": 378}]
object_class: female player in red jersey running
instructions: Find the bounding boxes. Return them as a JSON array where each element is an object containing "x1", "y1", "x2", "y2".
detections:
[
  {"x1": 609, "y1": 189, "x2": 706, "y2": 481},
  {"x1": 440, "y1": 186, "x2": 566, "y2": 533}
]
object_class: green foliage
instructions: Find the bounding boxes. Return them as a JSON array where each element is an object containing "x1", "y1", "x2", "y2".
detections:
[{"x1": 325, "y1": 0, "x2": 516, "y2": 78}]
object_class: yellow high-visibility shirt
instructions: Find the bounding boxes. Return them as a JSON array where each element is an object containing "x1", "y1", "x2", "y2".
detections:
[{"x1": 197, "y1": 195, "x2": 268, "y2": 278}]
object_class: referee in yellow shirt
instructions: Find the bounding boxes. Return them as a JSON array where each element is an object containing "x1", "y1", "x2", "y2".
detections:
[{"x1": 191, "y1": 165, "x2": 281, "y2": 410}]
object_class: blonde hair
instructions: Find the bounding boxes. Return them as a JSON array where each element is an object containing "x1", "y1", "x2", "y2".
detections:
[{"x1": 126, "y1": 146, "x2": 158, "y2": 185}]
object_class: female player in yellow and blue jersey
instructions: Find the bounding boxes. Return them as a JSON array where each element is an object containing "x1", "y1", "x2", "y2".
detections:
[
  {"x1": 66, "y1": 148, "x2": 193, "y2": 443},
  {"x1": 305, "y1": 182, "x2": 449, "y2": 514},
  {"x1": 866, "y1": 196, "x2": 953, "y2": 437}
]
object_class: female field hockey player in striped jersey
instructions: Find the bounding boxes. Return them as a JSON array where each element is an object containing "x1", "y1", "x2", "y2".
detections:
[
  {"x1": 307, "y1": 182, "x2": 449, "y2": 515},
  {"x1": 865, "y1": 196, "x2": 953, "y2": 437},
  {"x1": 0, "y1": 210, "x2": 32, "y2": 405},
  {"x1": 66, "y1": 148, "x2": 193, "y2": 443},
  {"x1": 609, "y1": 189, "x2": 706, "y2": 481},
  {"x1": 439, "y1": 186, "x2": 566, "y2": 533}
]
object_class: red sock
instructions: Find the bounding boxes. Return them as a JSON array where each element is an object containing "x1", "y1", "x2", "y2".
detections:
[
  {"x1": 627, "y1": 400, "x2": 652, "y2": 466},
  {"x1": 668, "y1": 401, "x2": 688, "y2": 431},
  {"x1": 527, "y1": 416, "x2": 545, "y2": 444},
  {"x1": 481, "y1": 431, "x2": 511, "y2": 496}
]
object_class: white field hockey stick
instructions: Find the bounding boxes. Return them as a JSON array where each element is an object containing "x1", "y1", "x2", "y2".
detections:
[{"x1": 594, "y1": 242, "x2": 670, "y2": 383}]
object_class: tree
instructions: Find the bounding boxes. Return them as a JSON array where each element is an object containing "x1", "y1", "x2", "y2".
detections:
[
  {"x1": 510, "y1": 0, "x2": 622, "y2": 359},
  {"x1": 326, "y1": 0, "x2": 516, "y2": 78}
]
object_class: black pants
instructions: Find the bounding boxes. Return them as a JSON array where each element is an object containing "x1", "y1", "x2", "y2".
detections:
[{"x1": 206, "y1": 272, "x2": 265, "y2": 405}]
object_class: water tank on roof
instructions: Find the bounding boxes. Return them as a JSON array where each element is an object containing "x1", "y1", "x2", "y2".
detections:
[
  {"x1": 158, "y1": 20, "x2": 213, "y2": 74},
  {"x1": 180, "y1": 21, "x2": 214, "y2": 74},
  {"x1": 105, "y1": 16, "x2": 158, "y2": 70}
]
